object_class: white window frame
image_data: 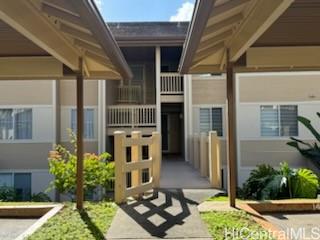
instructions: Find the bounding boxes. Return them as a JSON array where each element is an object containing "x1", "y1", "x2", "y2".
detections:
[
  {"x1": 199, "y1": 107, "x2": 224, "y2": 137},
  {"x1": 260, "y1": 104, "x2": 298, "y2": 137},
  {"x1": 70, "y1": 108, "x2": 95, "y2": 140},
  {"x1": 0, "y1": 108, "x2": 33, "y2": 141}
]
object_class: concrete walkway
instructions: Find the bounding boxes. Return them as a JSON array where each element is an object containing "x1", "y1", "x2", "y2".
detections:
[
  {"x1": 106, "y1": 189, "x2": 220, "y2": 239},
  {"x1": 160, "y1": 158, "x2": 211, "y2": 189}
]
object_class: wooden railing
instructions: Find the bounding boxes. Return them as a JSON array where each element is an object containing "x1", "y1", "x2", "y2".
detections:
[
  {"x1": 108, "y1": 105, "x2": 156, "y2": 128},
  {"x1": 117, "y1": 85, "x2": 142, "y2": 104},
  {"x1": 192, "y1": 131, "x2": 222, "y2": 188},
  {"x1": 160, "y1": 73, "x2": 184, "y2": 94},
  {"x1": 114, "y1": 131, "x2": 161, "y2": 204}
]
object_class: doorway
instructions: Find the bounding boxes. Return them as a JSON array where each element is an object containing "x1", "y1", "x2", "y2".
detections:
[{"x1": 161, "y1": 103, "x2": 184, "y2": 158}]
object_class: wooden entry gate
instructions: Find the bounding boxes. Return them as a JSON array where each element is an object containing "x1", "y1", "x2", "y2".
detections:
[{"x1": 114, "y1": 131, "x2": 161, "y2": 204}]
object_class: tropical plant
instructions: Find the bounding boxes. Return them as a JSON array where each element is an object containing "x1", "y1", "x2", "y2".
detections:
[
  {"x1": 287, "y1": 113, "x2": 320, "y2": 168},
  {"x1": 31, "y1": 192, "x2": 52, "y2": 202},
  {"x1": 242, "y1": 162, "x2": 319, "y2": 200},
  {"x1": 48, "y1": 129, "x2": 114, "y2": 198},
  {"x1": 0, "y1": 186, "x2": 16, "y2": 202}
]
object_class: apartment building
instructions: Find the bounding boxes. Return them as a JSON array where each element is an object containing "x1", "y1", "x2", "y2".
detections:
[{"x1": 0, "y1": 22, "x2": 319, "y2": 200}]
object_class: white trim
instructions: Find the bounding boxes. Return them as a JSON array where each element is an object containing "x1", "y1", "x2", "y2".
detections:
[
  {"x1": 236, "y1": 73, "x2": 241, "y2": 184},
  {"x1": 98, "y1": 80, "x2": 106, "y2": 154},
  {"x1": 52, "y1": 80, "x2": 57, "y2": 145},
  {"x1": 193, "y1": 104, "x2": 226, "y2": 108},
  {"x1": 240, "y1": 100, "x2": 320, "y2": 105},
  {"x1": 237, "y1": 71, "x2": 320, "y2": 78},
  {"x1": 0, "y1": 140, "x2": 53, "y2": 144},
  {"x1": 155, "y1": 46, "x2": 161, "y2": 132},
  {"x1": 191, "y1": 73, "x2": 226, "y2": 81}
]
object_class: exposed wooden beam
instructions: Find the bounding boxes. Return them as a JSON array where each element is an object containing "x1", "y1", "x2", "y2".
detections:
[
  {"x1": 41, "y1": 3, "x2": 85, "y2": 27},
  {"x1": 247, "y1": 46, "x2": 320, "y2": 68},
  {"x1": 226, "y1": 49, "x2": 237, "y2": 208},
  {"x1": 194, "y1": 42, "x2": 225, "y2": 63},
  {"x1": 85, "y1": 51, "x2": 116, "y2": 71},
  {"x1": 42, "y1": 0, "x2": 75, "y2": 15},
  {"x1": 209, "y1": 0, "x2": 250, "y2": 20},
  {"x1": 0, "y1": 1, "x2": 80, "y2": 70},
  {"x1": 228, "y1": 0, "x2": 294, "y2": 61},
  {"x1": 60, "y1": 23, "x2": 97, "y2": 44},
  {"x1": 74, "y1": 39, "x2": 105, "y2": 57},
  {"x1": 199, "y1": 30, "x2": 233, "y2": 51},
  {"x1": 203, "y1": 13, "x2": 243, "y2": 38},
  {"x1": 0, "y1": 56, "x2": 63, "y2": 78}
]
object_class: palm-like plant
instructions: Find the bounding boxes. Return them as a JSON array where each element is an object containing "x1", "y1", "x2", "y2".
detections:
[{"x1": 287, "y1": 113, "x2": 320, "y2": 168}]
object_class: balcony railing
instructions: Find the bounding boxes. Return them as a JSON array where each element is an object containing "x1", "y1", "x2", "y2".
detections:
[
  {"x1": 108, "y1": 105, "x2": 156, "y2": 128},
  {"x1": 160, "y1": 73, "x2": 184, "y2": 95},
  {"x1": 117, "y1": 85, "x2": 142, "y2": 104}
]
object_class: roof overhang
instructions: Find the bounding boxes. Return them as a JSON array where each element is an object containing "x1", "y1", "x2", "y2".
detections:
[
  {"x1": 179, "y1": 0, "x2": 296, "y2": 74},
  {"x1": 0, "y1": 0, "x2": 132, "y2": 80}
]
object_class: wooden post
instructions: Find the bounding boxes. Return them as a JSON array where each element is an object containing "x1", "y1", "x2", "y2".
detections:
[
  {"x1": 226, "y1": 49, "x2": 237, "y2": 208},
  {"x1": 131, "y1": 131, "x2": 142, "y2": 197},
  {"x1": 209, "y1": 131, "x2": 222, "y2": 188},
  {"x1": 193, "y1": 134, "x2": 200, "y2": 169},
  {"x1": 114, "y1": 131, "x2": 126, "y2": 204},
  {"x1": 76, "y1": 57, "x2": 84, "y2": 210},
  {"x1": 151, "y1": 132, "x2": 161, "y2": 188},
  {"x1": 199, "y1": 132, "x2": 208, "y2": 177}
]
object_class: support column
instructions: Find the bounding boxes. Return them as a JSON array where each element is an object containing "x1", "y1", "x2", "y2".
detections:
[
  {"x1": 226, "y1": 49, "x2": 237, "y2": 208},
  {"x1": 155, "y1": 46, "x2": 161, "y2": 132},
  {"x1": 183, "y1": 74, "x2": 193, "y2": 162},
  {"x1": 76, "y1": 58, "x2": 84, "y2": 210},
  {"x1": 98, "y1": 80, "x2": 106, "y2": 154}
]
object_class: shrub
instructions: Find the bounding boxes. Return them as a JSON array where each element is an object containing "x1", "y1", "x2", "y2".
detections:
[
  {"x1": 48, "y1": 129, "x2": 114, "y2": 198},
  {"x1": 242, "y1": 162, "x2": 319, "y2": 200},
  {"x1": 0, "y1": 186, "x2": 16, "y2": 202},
  {"x1": 31, "y1": 192, "x2": 52, "y2": 202}
]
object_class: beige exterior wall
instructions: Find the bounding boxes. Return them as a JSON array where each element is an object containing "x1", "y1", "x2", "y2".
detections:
[
  {"x1": 0, "y1": 143, "x2": 52, "y2": 169},
  {"x1": 240, "y1": 140, "x2": 306, "y2": 168},
  {"x1": 239, "y1": 73, "x2": 320, "y2": 102},
  {"x1": 60, "y1": 80, "x2": 99, "y2": 106},
  {"x1": 0, "y1": 80, "x2": 53, "y2": 105},
  {"x1": 192, "y1": 75, "x2": 226, "y2": 105},
  {"x1": 60, "y1": 141, "x2": 99, "y2": 154}
]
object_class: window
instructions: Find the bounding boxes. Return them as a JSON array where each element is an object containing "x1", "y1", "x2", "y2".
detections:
[
  {"x1": 260, "y1": 105, "x2": 298, "y2": 137},
  {"x1": 0, "y1": 108, "x2": 32, "y2": 140},
  {"x1": 0, "y1": 173, "x2": 31, "y2": 201},
  {"x1": 199, "y1": 108, "x2": 223, "y2": 136},
  {"x1": 71, "y1": 109, "x2": 95, "y2": 139}
]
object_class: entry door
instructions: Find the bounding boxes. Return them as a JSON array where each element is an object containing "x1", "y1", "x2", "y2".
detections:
[
  {"x1": 14, "y1": 173, "x2": 31, "y2": 201},
  {"x1": 161, "y1": 114, "x2": 169, "y2": 152}
]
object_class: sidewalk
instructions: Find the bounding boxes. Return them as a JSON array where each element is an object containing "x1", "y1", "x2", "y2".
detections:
[{"x1": 106, "y1": 189, "x2": 220, "y2": 239}]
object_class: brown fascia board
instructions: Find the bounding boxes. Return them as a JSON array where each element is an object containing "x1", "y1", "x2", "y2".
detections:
[
  {"x1": 178, "y1": 0, "x2": 216, "y2": 74},
  {"x1": 71, "y1": 0, "x2": 133, "y2": 80}
]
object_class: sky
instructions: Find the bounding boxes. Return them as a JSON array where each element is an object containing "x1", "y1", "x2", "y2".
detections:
[{"x1": 94, "y1": 0, "x2": 195, "y2": 22}]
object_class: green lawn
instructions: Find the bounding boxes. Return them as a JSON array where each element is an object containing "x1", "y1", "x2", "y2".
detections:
[
  {"x1": 201, "y1": 211, "x2": 273, "y2": 240},
  {"x1": 28, "y1": 201, "x2": 117, "y2": 240}
]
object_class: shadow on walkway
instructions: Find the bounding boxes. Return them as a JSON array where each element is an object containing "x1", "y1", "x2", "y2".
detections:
[{"x1": 106, "y1": 189, "x2": 212, "y2": 239}]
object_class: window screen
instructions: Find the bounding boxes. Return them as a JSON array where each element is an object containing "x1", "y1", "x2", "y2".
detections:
[{"x1": 71, "y1": 109, "x2": 95, "y2": 139}]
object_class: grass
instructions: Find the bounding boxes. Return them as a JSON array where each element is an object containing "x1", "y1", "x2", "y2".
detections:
[
  {"x1": 28, "y1": 201, "x2": 117, "y2": 240},
  {"x1": 201, "y1": 210, "x2": 273, "y2": 240}
]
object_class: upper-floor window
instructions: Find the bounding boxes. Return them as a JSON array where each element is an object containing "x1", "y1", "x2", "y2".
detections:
[
  {"x1": 71, "y1": 108, "x2": 94, "y2": 139},
  {"x1": 260, "y1": 105, "x2": 298, "y2": 137},
  {"x1": 0, "y1": 108, "x2": 32, "y2": 140},
  {"x1": 199, "y1": 107, "x2": 223, "y2": 136}
]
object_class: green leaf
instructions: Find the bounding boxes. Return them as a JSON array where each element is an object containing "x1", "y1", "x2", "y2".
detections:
[{"x1": 292, "y1": 168, "x2": 319, "y2": 198}]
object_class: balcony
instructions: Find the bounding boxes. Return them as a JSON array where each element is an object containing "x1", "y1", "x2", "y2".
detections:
[
  {"x1": 160, "y1": 73, "x2": 184, "y2": 102},
  {"x1": 117, "y1": 85, "x2": 142, "y2": 104},
  {"x1": 107, "y1": 105, "x2": 156, "y2": 135}
]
